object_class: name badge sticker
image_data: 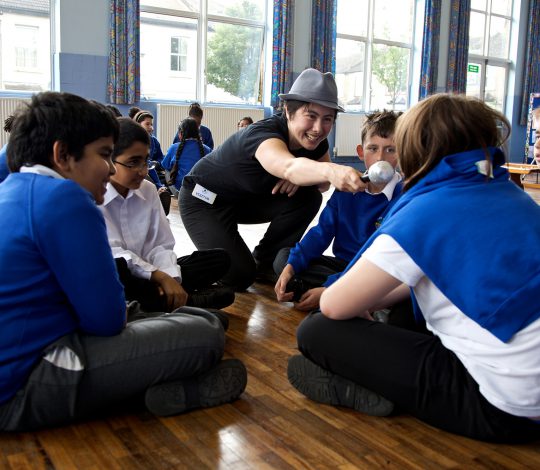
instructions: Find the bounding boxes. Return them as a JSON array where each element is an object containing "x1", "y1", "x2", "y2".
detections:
[{"x1": 192, "y1": 184, "x2": 217, "y2": 204}]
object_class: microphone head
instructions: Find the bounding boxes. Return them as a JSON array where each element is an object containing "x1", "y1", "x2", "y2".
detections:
[{"x1": 367, "y1": 161, "x2": 395, "y2": 184}]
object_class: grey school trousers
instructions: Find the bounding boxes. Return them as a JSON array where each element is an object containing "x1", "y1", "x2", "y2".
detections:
[{"x1": 0, "y1": 307, "x2": 224, "y2": 431}]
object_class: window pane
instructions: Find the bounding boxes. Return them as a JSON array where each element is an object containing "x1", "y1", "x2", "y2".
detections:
[
  {"x1": 208, "y1": 0, "x2": 265, "y2": 21},
  {"x1": 471, "y1": 0, "x2": 487, "y2": 10},
  {"x1": 488, "y1": 16, "x2": 510, "y2": 59},
  {"x1": 370, "y1": 44, "x2": 410, "y2": 111},
  {"x1": 141, "y1": 13, "x2": 198, "y2": 99},
  {"x1": 336, "y1": 38, "x2": 366, "y2": 111},
  {"x1": 491, "y1": 0, "x2": 512, "y2": 16},
  {"x1": 373, "y1": 0, "x2": 414, "y2": 43},
  {"x1": 466, "y1": 62, "x2": 483, "y2": 99},
  {"x1": 485, "y1": 64, "x2": 506, "y2": 112},
  {"x1": 141, "y1": 0, "x2": 199, "y2": 14},
  {"x1": 206, "y1": 21, "x2": 263, "y2": 104},
  {"x1": 1, "y1": 3, "x2": 50, "y2": 92},
  {"x1": 469, "y1": 11, "x2": 486, "y2": 55},
  {"x1": 337, "y1": 0, "x2": 368, "y2": 37},
  {"x1": 171, "y1": 37, "x2": 178, "y2": 53}
]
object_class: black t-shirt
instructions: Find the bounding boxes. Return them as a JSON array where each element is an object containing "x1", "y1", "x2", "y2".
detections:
[{"x1": 183, "y1": 113, "x2": 329, "y2": 202}]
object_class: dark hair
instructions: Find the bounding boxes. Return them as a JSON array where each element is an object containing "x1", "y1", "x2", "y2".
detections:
[
  {"x1": 283, "y1": 100, "x2": 338, "y2": 119},
  {"x1": 106, "y1": 104, "x2": 122, "y2": 117},
  {"x1": 128, "y1": 106, "x2": 141, "y2": 119},
  {"x1": 7, "y1": 92, "x2": 119, "y2": 172},
  {"x1": 3, "y1": 115, "x2": 14, "y2": 133},
  {"x1": 168, "y1": 117, "x2": 205, "y2": 185},
  {"x1": 395, "y1": 93, "x2": 510, "y2": 191},
  {"x1": 133, "y1": 110, "x2": 153, "y2": 124},
  {"x1": 238, "y1": 116, "x2": 253, "y2": 126},
  {"x1": 188, "y1": 102, "x2": 203, "y2": 119},
  {"x1": 361, "y1": 110, "x2": 402, "y2": 145},
  {"x1": 113, "y1": 117, "x2": 150, "y2": 158}
]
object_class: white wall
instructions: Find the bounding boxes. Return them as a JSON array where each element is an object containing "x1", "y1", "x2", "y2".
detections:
[{"x1": 57, "y1": 0, "x2": 109, "y2": 55}]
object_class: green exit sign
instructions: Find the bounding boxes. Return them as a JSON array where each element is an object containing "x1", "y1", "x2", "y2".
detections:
[{"x1": 468, "y1": 64, "x2": 479, "y2": 73}]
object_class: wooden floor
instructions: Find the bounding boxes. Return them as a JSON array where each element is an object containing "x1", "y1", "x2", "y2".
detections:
[{"x1": 1, "y1": 193, "x2": 540, "y2": 469}]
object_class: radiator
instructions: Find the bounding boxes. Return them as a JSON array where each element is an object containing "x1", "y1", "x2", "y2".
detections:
[
  {"x1": 334, "y1": 113, "x2": 366, "y2": 157},
  {"x1": 0, "y1": 98, "x2": 28, "y2": 148},
  {"x1": 157, "y1": 104, "x2": 266, "y2": 149}
]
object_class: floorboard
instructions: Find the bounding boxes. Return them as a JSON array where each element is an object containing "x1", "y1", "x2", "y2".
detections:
[{"x1": 1, "y1": 190, "x2": 539, "y2": 469}]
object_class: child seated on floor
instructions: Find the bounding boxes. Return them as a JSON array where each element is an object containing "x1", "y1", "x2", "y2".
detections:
[
  {"x1": 0, "y1": 92, "x2": 246, "y2": 431},
  {"x1": 101, "y1": 117, "x2": 234, "y2": 312},
  {"x1": 274, "y1": 110, "x2": 402, "y2": 312},
  {"x1": 288, "y1": 94, "x2": 540, "y2": 443},
  {"x1": 162, "y1": 117, "x2": 211, "y2": 193}
]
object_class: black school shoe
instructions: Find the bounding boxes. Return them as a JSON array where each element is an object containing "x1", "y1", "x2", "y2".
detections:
[
  {"x1": 145, "y1": 359, "x2": 247, "y2": 417},
  {"x1": 287, "y1": 355, "x2": 394, "y2": 417},
  {"x1": 187, "y1": 286, "x2": 235, "y2": 309}
]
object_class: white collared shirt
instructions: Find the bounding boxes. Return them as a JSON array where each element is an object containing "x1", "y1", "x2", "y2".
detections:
[
  {"x1": 365, "y1": 172, "x2": 402, "y2": 201},
  {"x1": 100, "y1": 179, "x2": 180, "y2": 281}
]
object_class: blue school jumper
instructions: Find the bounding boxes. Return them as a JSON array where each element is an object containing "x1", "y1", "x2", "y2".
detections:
[
  {"x1": 0, "y1": 173, "x2": 125, "y2": 403},
  {"x1": 162, "y1": 140, "x2": 211, "y2": 190}
]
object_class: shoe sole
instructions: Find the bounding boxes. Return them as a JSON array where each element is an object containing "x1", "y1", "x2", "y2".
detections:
[
  {"x1": 287, "y1": 355, "x2": 394, "y2": 417},
  {"x1": 145, "y1": 359, "x2": 247, "y2": 416}
]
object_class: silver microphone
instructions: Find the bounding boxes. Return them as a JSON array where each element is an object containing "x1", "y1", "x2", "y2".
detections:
[{"x1": 360, "y1": 161, "x2": 395, "y2": 184}]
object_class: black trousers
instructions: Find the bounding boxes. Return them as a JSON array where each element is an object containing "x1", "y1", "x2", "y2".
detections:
[
  {"x1": 296, "y1": 312, "x2": 540, "y2": 443},
  {"x1": 179, "y1": 185, "x2": 322, "y2": 291},
  {"x1": 273, "y1": 247, "x2": 349, "y2": 287},
  {"x1": 116, "y1": 248, "x2": 230, "y2": 312}
]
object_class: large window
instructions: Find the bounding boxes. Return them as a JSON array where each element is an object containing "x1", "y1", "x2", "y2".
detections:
[
  {"x1": 0, "y1": 0, "x2": 51, "y2": 92},
  {"x1": 140, "y1": 0, "x2": 268, "y2": 104},
  {"x1": 466, "y1": 0, "x2": 513, "y2": 112},
  {"x1": 335, "y1": 0, "x2": 415, "y2": 112}
]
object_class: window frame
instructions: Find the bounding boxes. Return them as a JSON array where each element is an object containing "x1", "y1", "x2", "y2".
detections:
[
  {"x1": 140, "y1": 1, "x2": 268, "y2": 105},
  {"x1": 335, "y1": 0, "x2": 417, "y2": 113},
  {"x1": 467, "y1": 0, "x2": 513, "y2": 113}
]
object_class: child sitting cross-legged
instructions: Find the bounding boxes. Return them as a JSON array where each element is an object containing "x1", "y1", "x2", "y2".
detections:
[
  {"x1": 101, "y1": 117, "x2": 235, "y2": 314},
  {"x1": 0, "y1": 92, "x2": 246, "y2": 430},
  {"x1": 274, "y1": 110, "x2": 404, "y2": 316},
  {"x1": 288, "y1": 94, "x2": 540, "y2": 443}
]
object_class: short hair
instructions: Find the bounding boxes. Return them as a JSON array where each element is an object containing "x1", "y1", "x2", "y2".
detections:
[
  {"x1": 188, "y1": 102, "x2": 204, "y2": 119},
  {"x1": 113, "y1": 117, "x2": 150, "y2": 158},
  {"x1": 238, "y1": 116, "x2": 253, "y2": 126},
  {"x1": 395, "y1": 93, "x2": 510, "y2": 191},
  {"x1": 106, "y1": 104, "x2": 122, "y2": 117},
  {"x1": 361, "y1": 110, "x2": 402, "y2": 145},
  {"x1": 283, "y1": 100, "x2": 338, "y2": 119},
  {"x1": 7, "y1": 91, "x2": 119, "y2": 172}
]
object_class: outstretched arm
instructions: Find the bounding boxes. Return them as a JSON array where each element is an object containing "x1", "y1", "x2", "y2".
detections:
[{"x1": 255, "y1": 138, "x2": 367, "y2": 192}]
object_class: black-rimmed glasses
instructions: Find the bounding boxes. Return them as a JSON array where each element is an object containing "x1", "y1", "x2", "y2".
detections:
[{"x1": 114, "y1": 160, "x2": 156, "y2": 172}]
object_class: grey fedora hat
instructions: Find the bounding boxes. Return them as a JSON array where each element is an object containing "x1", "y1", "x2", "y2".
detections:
[{"x1": 279, "y1": 68, "x2": 344, "y2": 112}]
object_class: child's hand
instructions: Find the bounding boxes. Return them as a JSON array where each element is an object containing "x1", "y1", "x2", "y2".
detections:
[
  {"x1": 294, "y1": 287, "x2": 325, "y2": 312},
  {"x1": 275, "y1": 264, "x2": 295, "y2": 302},
  {"x1": 151, "y1": 270, "x2": 188, "y2": 310}
]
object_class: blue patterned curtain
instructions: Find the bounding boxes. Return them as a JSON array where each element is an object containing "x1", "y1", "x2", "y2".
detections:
[
  {"x1": 520, "y1": 0, "x2": 540, "y2": 125},
  {"x1": 311, "y1": 0, "x2": 337, "y2": 73},
  {"x1": 419, "y1": 0, "x2": 442, "y2": 99},
  {"x1": 446, "y1": 0, "x2": 470, "y2": 93},
  {"x1": 107, "y1": 0, "x2": 140, "y2": 104},
  {"x1": 271, "y1": 0, "x2": 294, "y2": 109}
]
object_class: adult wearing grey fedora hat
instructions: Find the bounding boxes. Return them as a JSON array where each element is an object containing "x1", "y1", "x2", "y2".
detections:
[{"x1": 179, "y1": 68, "x2": 367, "y2": 291}]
